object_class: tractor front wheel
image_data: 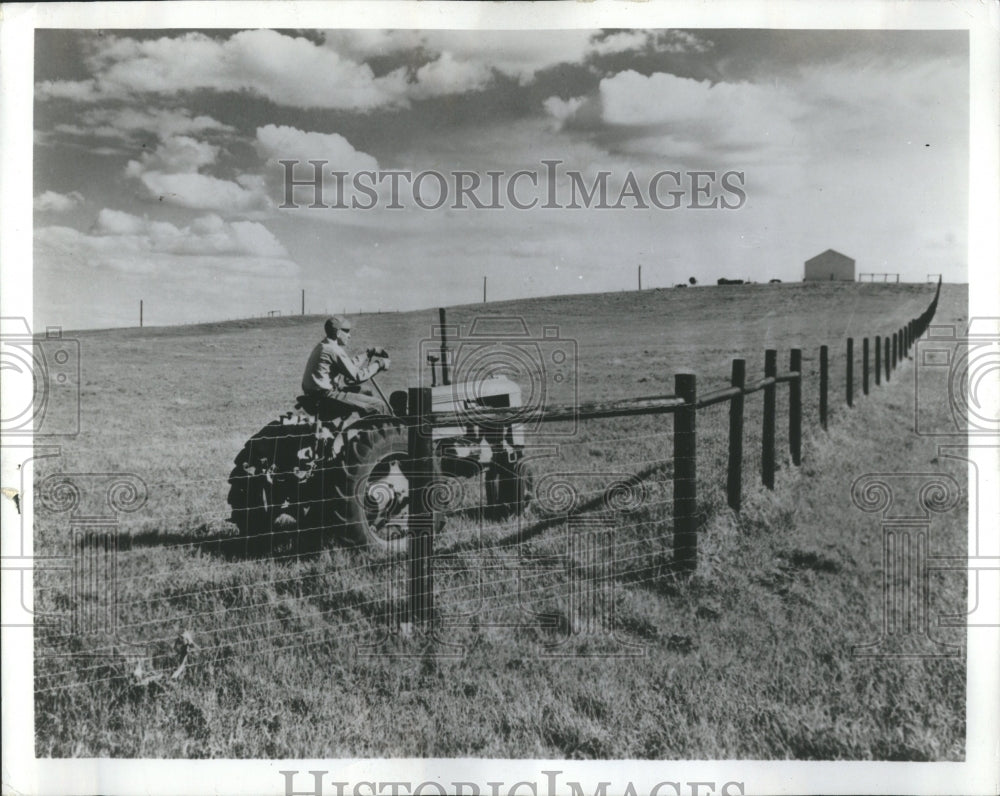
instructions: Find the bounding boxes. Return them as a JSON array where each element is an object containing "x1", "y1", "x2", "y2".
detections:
[{"x1": 484, "y1": 450, "x2": 532, "y2": 520}]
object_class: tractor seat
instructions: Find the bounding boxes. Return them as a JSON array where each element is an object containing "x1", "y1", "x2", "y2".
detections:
[
  {"x1": 295, "y1": 393, "x2": 323, "y2": 417},
  {"x1": 294, "y1": 393, "x2": 361, "y2": 424}
]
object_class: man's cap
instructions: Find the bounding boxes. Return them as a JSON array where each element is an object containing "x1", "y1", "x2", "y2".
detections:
[{"x1": 324, "y1": 315, "x2": 351, "y2": 336}]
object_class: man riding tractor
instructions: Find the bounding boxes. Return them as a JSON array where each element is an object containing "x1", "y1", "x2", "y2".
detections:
[
  {"x1": 228, "y1": 313, "x2": 531, "y2": 555},
  {"x1": 301, "y1": 315, "x2": 390, "y2": 417}
]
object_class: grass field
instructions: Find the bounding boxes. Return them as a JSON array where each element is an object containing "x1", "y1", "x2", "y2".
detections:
[{"x1": 33, "y1": 281, "x2": 969, "y2": 759}]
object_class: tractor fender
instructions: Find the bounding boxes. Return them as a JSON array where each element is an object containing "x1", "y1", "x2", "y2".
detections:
[{"x1": 326, "y1": 412, "x2": 402, "y2": 463}]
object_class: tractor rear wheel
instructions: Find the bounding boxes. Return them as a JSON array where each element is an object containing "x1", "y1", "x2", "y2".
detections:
[{"x1": 227, "y1": 420, "x2": 316, "y2": 554}]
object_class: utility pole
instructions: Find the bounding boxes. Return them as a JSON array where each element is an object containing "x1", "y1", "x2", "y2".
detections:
[
  {"x1": 140, "y1": 299, "x2": 143, "y2": 327},
  {"x1": 483, "y1": 275, "x2": 487, "y2": 303},
  {"x1": 638, "y1": 265, "x2": 642, "y2": 291},
  {"x1": 301, "y1": 289, "x2": 305, "y2": 315}
]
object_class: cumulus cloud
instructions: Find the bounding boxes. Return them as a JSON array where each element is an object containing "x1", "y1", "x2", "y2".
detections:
[
  {"x1": 254, "y1": 124, "x2": 392, "y2": 213},
  {"x1": 91, "y1": 208, "x2": 288, "y2": 257},
  {"x1": 38, "y1": 29, "x2": 701, "y2": 112},
  {"x1": 53, "y1": 107, "x2": 234, "y2": 141},
  {"x1": 543, "y1": 96, "x2": 587, "y2": 130},
  {"x1": 422, "y1": 33, "x2": 590, "y2": 87},
  {"x1": 602, "y1": 70, "x2": 786, "y2": 127},
  {"x1": 37, "y1": 30, "x2": 410, "y2": 110},
  {"x1": 37, "y1": 79, "x2": 101, "y2": 102},
  {"x1": 255, "y1": 124, "x2": 379, "y2": 172},
  {"x1": 655, "y1": 30, "x2": 714, "y2": 54},
  {"x1": 595, "y1": 54, "x2": 965, "y2": 169},
  {"x1": 589, "y1": 29, "x2": 714, "y2": 57},
  {"x1": 124, "y1": 134, "x2": 268, "y2": 212},
  {"x1": 589, "y1": 31, "x2": 653, "y2": 57},
  {"x1": 327, "y1": 29, "x2": 707, "y2": 88},
  {"x1": 411, "y1": 52, "x2": 493, "y2": 98},
  {"x1": 134, "y1": 171, "x2": 269, "y2": 212},
  {"x1": 36, "y1": 209, "x2": 295, "y2": 277},
  {"x1": 598, "y1": 70, "x2": 804, "y2": 162},
  {"x1": 34, "y1": 190, "x2": 84, "y2": 213},
  {"x1": 323, "y1": 29, "x2": 595, "y2": 88},
  {"x1": 126, "y1": 135, "x2": 219, "y2": 175},
  {"x1": 321, "y1": 30, "x2": 424, "y2": 60}
]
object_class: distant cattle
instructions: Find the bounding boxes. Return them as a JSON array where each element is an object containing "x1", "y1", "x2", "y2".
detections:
[
  {"x1": 674, "y1": 283, "x2": 688, "y2": 288},
  {"x1": 717, "y1": 278, "x2": 745, "y2": 286},
  {"x1": 769, "y1": 278, "x2": 782, "y2": 284}
]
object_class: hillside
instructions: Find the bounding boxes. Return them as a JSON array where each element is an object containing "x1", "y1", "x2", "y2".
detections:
[{"x1": 32, "y1": 281, "x2": 969, "y2": 759}]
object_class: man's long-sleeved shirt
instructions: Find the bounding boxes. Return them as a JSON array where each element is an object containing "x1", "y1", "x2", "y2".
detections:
[{"x1": 301, "y1": 337, "x2": 379, "y2": 393}]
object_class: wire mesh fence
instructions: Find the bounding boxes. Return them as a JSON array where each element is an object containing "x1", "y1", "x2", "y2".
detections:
[{"x1": 31, "y1": 281, "x2": 942, "y2": 697}]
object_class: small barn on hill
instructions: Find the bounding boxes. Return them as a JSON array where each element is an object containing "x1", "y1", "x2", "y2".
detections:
[{"x1": 804, "y1": 249, "x2": 855, "y2": 281}]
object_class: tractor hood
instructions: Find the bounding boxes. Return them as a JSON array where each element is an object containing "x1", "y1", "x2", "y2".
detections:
[{"x1": 431, "y1": 375, "x2": 523, "y2": 412}]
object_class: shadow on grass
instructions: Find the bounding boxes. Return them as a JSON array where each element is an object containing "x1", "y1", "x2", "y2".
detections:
[
  {"x1": 432, "y1": 460, "x2": 700, "y2": 600},
  {"x1": 118, "y1": 526, "x2": 231, "y2": 551},
  {"x1": 437, "y1": 459, "x2": 672, "y2": 554},
  {"x1": 116, "y1": 523, "x2": 344, "y2": 562},
  {"x1": 116, "y1": 458, "x2": 682, "y2": 572}
]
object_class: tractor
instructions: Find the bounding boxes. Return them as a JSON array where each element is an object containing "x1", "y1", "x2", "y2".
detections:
[{"x1": 226, "y1": 310, "x2": 531, "y2": 554}]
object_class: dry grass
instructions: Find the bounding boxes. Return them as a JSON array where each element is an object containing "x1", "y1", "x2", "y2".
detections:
[{"x1": 34, "y1": 282, "x2": 967, "y2": 759}]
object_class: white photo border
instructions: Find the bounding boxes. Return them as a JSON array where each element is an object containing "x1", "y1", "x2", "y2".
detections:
[{"x1": 2, "y1": 2, "x2": 997, "y2": 795}]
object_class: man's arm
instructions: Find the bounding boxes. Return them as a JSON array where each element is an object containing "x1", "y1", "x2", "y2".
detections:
[
  {"x1": 335, "y1": 346, "x2": 385, "y2": 385},
  {"x1": 354, "y1": 352, "x2": 387, "y2": 382}
]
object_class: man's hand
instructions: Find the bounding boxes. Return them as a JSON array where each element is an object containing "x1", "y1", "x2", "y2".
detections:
[
  {"x1": 376, "y1": 355, "x2": 390, "y2": 372},
  {"x1": 367, "y1": 346, "x2": 389, "y2": 359}
]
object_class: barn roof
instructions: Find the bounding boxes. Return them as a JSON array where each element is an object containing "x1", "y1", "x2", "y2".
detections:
[{"x1": 806, "y1": 248, "x2": 855, "y2": 264}]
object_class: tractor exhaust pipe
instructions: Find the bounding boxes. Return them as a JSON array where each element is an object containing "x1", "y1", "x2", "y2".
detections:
[{"x1": 438, "y1": 307, "x2": 451, "y2": 386}]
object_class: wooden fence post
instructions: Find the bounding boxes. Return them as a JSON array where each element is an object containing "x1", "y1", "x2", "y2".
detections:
[
  {"x1": 762, "y1": 350, "x2": 777, "y2": 489},
  {"x1": 673, "y1": 373, "x2": 698, "y2": 573},
  {"x1": 789, "y1": 349, "x2": 802, "y2": 466},
  {"x1": 875, "y1": 334, "x2": 881, "y2": 386},
  {"x1": 846, "y1": 337, "x2": 854, "y2": 408},
  {"x1": 892, "y1": 331, "x2": 898, "y2": 372},
  {"x1": 862, "y1": 337, "x2": 870, "y2": 396},
  {"x1": 819, "y1": 345, "x2": 829, "y2": 430},
  {"x1": 407, "y1": 386, "x2": 435, "y2": 627},
  {"x1": 885, "y1": 336, "x2": 891, "y2": 382},
  {"x1": 727, "y1": 359, "x2": 745, "y2": 512}
]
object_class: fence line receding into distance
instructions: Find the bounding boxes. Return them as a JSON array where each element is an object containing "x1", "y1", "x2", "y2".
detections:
[
  {"x1": 399, "y1": 279, "x2": 943, "y2": 624},
  {"x1": 32, "y1": 280, "x2": 943, "y2": 689}
]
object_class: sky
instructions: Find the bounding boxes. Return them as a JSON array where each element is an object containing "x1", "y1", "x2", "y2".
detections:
[{"x1": 32, "y1": 28, "x2": 969, "y2": 330}]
